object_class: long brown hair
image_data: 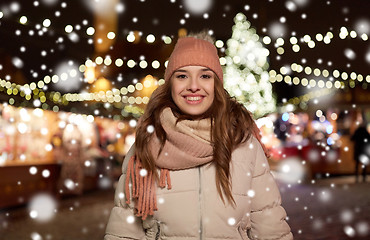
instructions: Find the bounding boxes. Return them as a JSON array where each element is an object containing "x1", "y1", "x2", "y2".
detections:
[{"x1": 135, "y1": 74, "x2": 268, "y2": 206}]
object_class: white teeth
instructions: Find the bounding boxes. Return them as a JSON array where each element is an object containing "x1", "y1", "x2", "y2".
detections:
[{"x1": 186, "y1": 96, "x2": 202, "y2": 101}]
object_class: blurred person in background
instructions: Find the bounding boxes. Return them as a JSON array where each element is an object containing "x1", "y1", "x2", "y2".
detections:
[
  {"x1": 104, "y1": 32, "x2": 292, "y2": 240},
  {"x1": 351, "y1": 121, "x2": 370, "y2": 183}
]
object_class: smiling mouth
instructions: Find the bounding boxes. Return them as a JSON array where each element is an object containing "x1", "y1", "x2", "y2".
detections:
[
  {"x1": 186, "y1": 96, "x2": 202, "y2": 101},
  {"x1": 184, "y1": 96, "x2": 204, "y2": 104}
]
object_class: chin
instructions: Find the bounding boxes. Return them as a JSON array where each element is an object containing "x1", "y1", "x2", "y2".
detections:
[{"x1": 181, "y1": 108, "x2": 208, "y2": 117}]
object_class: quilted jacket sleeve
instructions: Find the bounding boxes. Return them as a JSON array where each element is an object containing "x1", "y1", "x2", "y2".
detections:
[
  {"x1": 247, "y1": 138, "x2": 293, "y2": 240},
  {"x1": 104, "y1": 145, "x2": 147, "y2": 240}
]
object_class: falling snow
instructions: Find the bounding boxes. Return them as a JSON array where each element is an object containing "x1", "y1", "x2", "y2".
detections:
[{"x1": 0, "y1": 0, "x2": 369, "y2": 239}]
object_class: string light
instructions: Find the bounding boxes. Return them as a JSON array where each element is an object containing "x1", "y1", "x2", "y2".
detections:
[
  {"x1": 289, "y1": 63, "x2": 370, "y2": 84},
  {"x1": 284, "y1": 88, "x2": 335, "y2": 109},
  {"x1": 1, "y1": 24, "x2": 369, "y2": 116},
  {"x1": 264, "y1": 27, "x2": 368, "y2": 55},
  {"x1": 268, "y1": 70, "x2": 345, "y2": 89}
]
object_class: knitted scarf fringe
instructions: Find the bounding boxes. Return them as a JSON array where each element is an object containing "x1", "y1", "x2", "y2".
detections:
[{"x1": 125, "y1": 155, "x2": 172, "y2": 220}]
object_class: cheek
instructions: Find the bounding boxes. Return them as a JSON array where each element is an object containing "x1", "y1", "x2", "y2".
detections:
[
  {"x1": 170, "y1": 82, "x2": 181, "y2": 100},
  {"x1": 208, "y1": 82, "x2": 215, "y2": 99}
]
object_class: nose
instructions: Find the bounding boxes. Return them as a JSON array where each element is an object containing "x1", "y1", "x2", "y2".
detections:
[{"x1": 187, "y1": 76, "x2": 200, "y2": 92}]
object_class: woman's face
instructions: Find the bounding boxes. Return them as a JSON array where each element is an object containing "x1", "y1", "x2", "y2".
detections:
[{"x1": 171, "y1": 65, "x2": 215, "y2": 117}]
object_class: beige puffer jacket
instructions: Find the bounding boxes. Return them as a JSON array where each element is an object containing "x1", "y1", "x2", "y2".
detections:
[{"x1": 105, "y1": 137, "x2": 293, "y2": 240}]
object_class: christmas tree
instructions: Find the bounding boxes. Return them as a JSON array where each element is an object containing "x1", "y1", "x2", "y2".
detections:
[{"x1": 224, "y1": 13, "x2": 276, "y2": 119}]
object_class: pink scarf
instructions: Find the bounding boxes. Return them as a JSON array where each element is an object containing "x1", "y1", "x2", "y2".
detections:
[{"x1": 125, "y1": 108, "x2": 213, "y2": 219}]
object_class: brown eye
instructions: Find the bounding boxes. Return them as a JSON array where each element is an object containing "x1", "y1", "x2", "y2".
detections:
[
  {"x1": 176, "y1": 74, "x2": 187, "y2": 79},
  {"x1": 201, "y1": 74, "x2": 211, "y2": 79}
]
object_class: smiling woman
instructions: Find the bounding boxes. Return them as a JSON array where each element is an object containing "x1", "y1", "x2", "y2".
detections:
[
  {"x1": 104, "y1": 32, "x2": 293, "y2": 240},
  {"x1": 171, "y1": 66, "x2": 215, "y2": 116}
]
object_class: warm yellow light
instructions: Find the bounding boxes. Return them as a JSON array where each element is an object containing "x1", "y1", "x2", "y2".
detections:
[
  {"x1": 301, "y1": 78, "x2": 308, "y2": 86},
  {"x1": 350, "y1": 72, "x2": 356, "y2": 79},
  {"x1": 323, "y1": 36, "x2": 331, "y2": 44},
  {"x1": 127, "y1": 60, "x2": 136, "y2": 68},
  {"x1": 361, "y1": 33, "x2": 368, "y2": 41},
  {"x1": 322, "y1": 70, "x2": 329, "y2": 77},
  {"x1": 333, "y1": 70, "x2": 340, "y2": 78},
  {"x1": 316, "y1": 34, "x2": 323, "y2": 41},
  {"x1": 219, "y1": 57, "x2": 226, "y2": 66},
  {"x1": 104, "y1": 58, "x2": 112, "y2": 66},
  {"x1": 289, "y1": 37, "x2": 298, "y2": 45},
  {"x1": 304, "y1": 67, "x2": 312, "y2": 75},
  {"x1": 276, "y1": 38, "x2": 284, "y2": 46},
  {"x1": 178, "y1": 28, "x2": 187, "y2": 37},
  {"x1": 263, "y1": 36, "x2": 271, "y2": 45},
  {"x1": 269, "y1": 70, "x2": 277, "y2": 77},
  {"x1": 20, "y1": 16, "x2": 28, "y2": 24},
  {"x1": 93, "y1": 77, "x2": 111, "y2": 92},
  {"x1": 127, "y1": 33, "x2": 135, "y2": 42},
  {"x1": 280, "y1": 66, "x2": 288, "y2": 75},
  {"x1": 95, "y1": 56, "x2": 103, "y2": 65},
  {"x1": 215, "y1": 40, "x2": 224, "y2": 48},
  {"x1": 128, "y1": 96, "x2": 135, "y2": 104},
  {"x1": 139, "y1": 60, "x2": 148, "y2": 68},
  {"x1": 37, "y1": 81, "x2": 44, "y2": 88},
  {"x1": 334, "y1": 81, "x2": 341, "y2": 88},
  {"x1": 313, "y1": 68, "x2": 321, "y2": 77},
  {"x1": 308, "y1": 40, "x2": 315, "y2": 48},
  {"x1": 135, "y1": 83, "x2": 143, "y2": 91},
  {"x1": 317, "y1": 80, "x2": 325, "y2": 88},
  {"x1": 30, "y1": 82, "x2": 36, "y2": 90},
  {"x1": 293, "y1": 77, "x2": 300, "y2": 85},
  {"x1": 146, "y1": 34, "x2": 155, "y2": 43},
  {"x1": 163, "y1": 36, "x2": 172, "y2": 44},
  {"x1": 115, "y1": 58, "x2": 123, "y2": 67},
  {"x1": 107, "y1": 32, "x2": 116, "y2": 39},
  {"x1": 87, "y1": 27, "x2": 95, "y2": 36},
  {"x1": 158, "y1": 79, "x2": 165, "y2": 85},
  {"x1": 292, "y1": 45, "x2": 300, "y2": 52},
  {"x1": 43, "y1": 19, "x2": 51, "y2": 27},
  {"x1": 309, "y1": 79, "x2": 316, "y2": 87},
  {"x1": 44, "y1": 76, "x2": 51, "y2": 83},
  {"x1": 85, "y1": 66, "x2": 96, "y2": 84},
  {"x1": 277, "y1": 47, "x2": 284, "y2": 55},
  {"x1": 357, "y1": 74, "x2": 363, "y2": 82},
  {"x1": 284, "y1": 76, "x2": 292, "y2": 84},
  {"x1": 120, "y1": 87, "x2": 128, "y2": 95},
  {"x1": 326, "y1": 81, "x2": 333, "y2": 88},
  {"x1": 291, "y1": 63, "x2": 297, "y2": 71},
  {"x1": 303, "y1": 35, "x2": 311, "y2": 42},
  {"x1": 152, "y1": 60, "x2": 160, "y2": 69},
  {"x1": 65, "y1": 25, "x2": 73, "y2": 33},
  {"x1": 127, "y1": 85, "x2": 135, "y2": 93},
  {"x1": 85, "y1": 59, "x2": 94, "y2": 67},
  {"x1": 143, "y1": 96, "x2": 150, "y2": 104},
  {"x1": 276, "y1": 74, "x2": 283, "y2": 82}
]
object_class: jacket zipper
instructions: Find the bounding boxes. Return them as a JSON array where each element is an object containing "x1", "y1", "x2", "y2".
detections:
[{"x1": 199, "y1": 167, "x2": 203, "y2": 240}]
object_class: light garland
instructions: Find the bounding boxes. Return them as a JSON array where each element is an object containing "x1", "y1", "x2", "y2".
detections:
[
  {"x1": 2, "y1": 12, "x2": 369, "y2": 117},
  {"x1": 289, "y1": 63, "x2": 370, "y2": 85},
  {"x1": 286, "y1": 88, "x2": 334, "y2": 107},
  {"x1": 262, "y1": 27, "x2": 370, "y2": 90},
  {"x1": 268, "y1": 70, "x2": 345, "y2": 89},
  {"x1": 262, "y1": 27, "x2": 369, "y2": 54}
]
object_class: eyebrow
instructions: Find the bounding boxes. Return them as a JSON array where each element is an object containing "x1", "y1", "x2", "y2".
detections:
[{"x1": 174, "y1": 68, "x2": 212, "y2": 73}]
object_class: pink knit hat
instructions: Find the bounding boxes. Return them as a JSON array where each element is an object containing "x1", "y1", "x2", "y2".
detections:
[{"x1": 164, "y1": 37, "x2": 223, "y2": 82}]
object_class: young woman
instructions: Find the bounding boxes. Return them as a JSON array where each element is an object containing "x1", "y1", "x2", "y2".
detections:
[{"x1": 105, "y1": 33, "x2": 293, "y2": 240}]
